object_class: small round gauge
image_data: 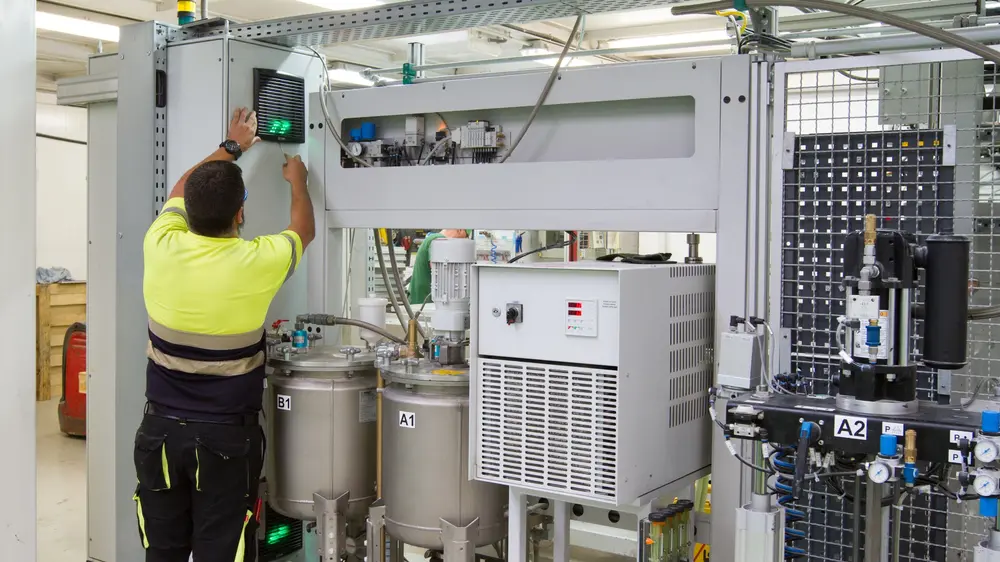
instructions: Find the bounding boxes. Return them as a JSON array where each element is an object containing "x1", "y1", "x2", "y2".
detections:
[
  {"x1": 977, "y1": 440, "x2": 1000, "y2": 464},
  {"x1": 975, "y1": 473, "x2": 999, "y2": 497},
  {"x1": 348, "y1": 142, "x2": 364, "y2": 157},
  {"x1": 868, "y1": 462, "x2": 892, "y2": 484}
]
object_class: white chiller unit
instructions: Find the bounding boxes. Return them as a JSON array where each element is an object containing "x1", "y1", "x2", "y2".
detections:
[{"x1": 470, "y1": 262, "x2": 715, "y2": 506}]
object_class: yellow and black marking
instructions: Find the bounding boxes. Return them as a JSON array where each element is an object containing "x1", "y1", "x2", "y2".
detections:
[{"x1": 177, "y1": 1, "x2": 196, "y2": 24}]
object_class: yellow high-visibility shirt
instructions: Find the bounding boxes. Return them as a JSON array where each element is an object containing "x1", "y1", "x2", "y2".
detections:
[{"x1": 143, "y1": 197, "x2": 303, "y2": 336}]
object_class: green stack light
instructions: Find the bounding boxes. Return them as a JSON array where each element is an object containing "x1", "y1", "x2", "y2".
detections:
[
  {"x1": 266, "y1": 523, "x2": 292, "y2": 545},
  {"x1": 267, "y1": 119, "x2": 292, "y2": 135}
]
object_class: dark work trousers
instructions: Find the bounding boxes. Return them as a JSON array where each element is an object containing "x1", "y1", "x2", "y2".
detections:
[{"x1": 133, "y1": 413, "x2": 265, "y2": 562}]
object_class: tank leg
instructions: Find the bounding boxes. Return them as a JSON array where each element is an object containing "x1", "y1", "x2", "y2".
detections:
[
  {"x1": 441, "y1": 518, "x2": 480, "y2": 562},
  {"x1": 552, "y1": 501, "x2": 571, "y2": 562},
  {"x1": 508, "y1": 489, "x2": 527, "y2": 562},
  {"x1": 390, "y1": 538, "x2": 404, "y2": 562},
  {"x1": 314, "y1": 491, "x2": 351, "y2": 562},
  {"x1": 368, "y1": 500, "x2": 387, "y2": 562}
]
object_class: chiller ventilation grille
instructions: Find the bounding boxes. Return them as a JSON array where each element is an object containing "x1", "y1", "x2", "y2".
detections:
[
  {"x1": 253, "y1": 69, "x2": 306, "y2": 144},
  {"x1": 668, "y1": 289, "x2": 713, "y2": 429},
  {"x1": 478, "y1": 359, "x2": 618, "y2": 501}
]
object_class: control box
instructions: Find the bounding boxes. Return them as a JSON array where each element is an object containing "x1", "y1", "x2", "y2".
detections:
[
  {"x1": 717, "y1": 330, "x2": 763, "y2": 390},
  {"x1": 471, "y1": 262, "x2": 715, "y2": 506}
]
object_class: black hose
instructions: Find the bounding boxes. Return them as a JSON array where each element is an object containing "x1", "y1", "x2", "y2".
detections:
[{"x1": 509, "y1": 231, "x2": 577, "y2": 264}]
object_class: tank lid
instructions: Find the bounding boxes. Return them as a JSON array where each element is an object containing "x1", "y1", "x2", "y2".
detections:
[
  {"x1": 649, "y1": 510, "x2": 668, "y2": 523},
  {"x1": 267, "y1": 345, "x2": 376, "y2": 372},
  {"x1": 381, "y1": 359, "x2": 469, "y2": 387}
]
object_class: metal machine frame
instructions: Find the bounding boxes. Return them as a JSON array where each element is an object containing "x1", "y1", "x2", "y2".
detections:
[{"x1": 66, "y1": 10, "x2": 771, "y2": 562}]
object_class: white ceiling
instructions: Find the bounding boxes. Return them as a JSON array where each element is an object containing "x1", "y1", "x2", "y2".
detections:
[{"x1": 34, "y1": 0, "x2": 727, "y2": 91}]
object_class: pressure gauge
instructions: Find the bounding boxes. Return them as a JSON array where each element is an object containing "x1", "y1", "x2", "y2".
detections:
[
  {"x1": 868, "y1": 462, "x2": 892, "y2": 484},
  {"x1": 975, "y1": 472, "x2": 999, "y2": 497},
  {"x1": 347, "y1": 142, "x2": 364, "y2": 157},
  {"x1": 977, "y1": 439, "x2": 1000, "y2": 464}
]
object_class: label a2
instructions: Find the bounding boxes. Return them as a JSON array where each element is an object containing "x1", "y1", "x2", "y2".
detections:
[{"x1": 834, "y1": 414, "x2": 868, "y2": 440}]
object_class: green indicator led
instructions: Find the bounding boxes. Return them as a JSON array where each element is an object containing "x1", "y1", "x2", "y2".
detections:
[
  {"x1": 266, "y1": 523, "x2": 292, "y2": 545},
  {"x1": 268, "y1": 119, "x2": 292, "y2": 135}
]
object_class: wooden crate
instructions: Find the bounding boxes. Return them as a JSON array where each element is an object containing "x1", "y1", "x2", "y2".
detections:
[{"x1": 36, "y1": 282, "x2": 86, "y2": 401}]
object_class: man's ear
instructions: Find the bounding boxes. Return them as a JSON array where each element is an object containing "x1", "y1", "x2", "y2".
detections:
[{"x1": 237, "y1": 207, "x2": 245, "y2": 225}]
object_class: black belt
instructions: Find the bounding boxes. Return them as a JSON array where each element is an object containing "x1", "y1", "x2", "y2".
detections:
[{"x1": 145, "y1": 403, "x2": 258, "y2": 427}]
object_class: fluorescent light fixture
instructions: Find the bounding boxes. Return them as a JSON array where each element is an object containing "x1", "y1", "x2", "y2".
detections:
[
  {"x1": 327, "y1": 68, "x2": 398, "y2": 86},
  {"x1": 298, "y1": 0, "x2": 384, "y2": 10},
  {"x1": 534, "y1": 57, "x2": 592, "y2": 67},
  {"x1": 520, "y1": 47, "x2": 550, "y2": 56},
  {"x1": 607, "y1": 30, "x2": 730, "y2": 49},
  {"x1": 328, "y1": 68, "x2": 376, "y2": 86},
  {"x1": 652, "y1": 44, "x2": 732, "y2": 57},
  {"x1": 36, "y1": 11, "x2": 120, "y2": 43}
]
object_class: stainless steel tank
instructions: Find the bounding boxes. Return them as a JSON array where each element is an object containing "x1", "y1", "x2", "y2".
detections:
[
  {"x1": 381, "y1": 361, "x2": 507, "y2": 549},
  {"x1": 266, "y1": 346, "x2": 378, "y2": 522}
]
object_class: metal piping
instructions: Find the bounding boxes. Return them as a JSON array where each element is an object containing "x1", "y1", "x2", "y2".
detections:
[
  {"x1": 201, "y1": 0, "x2": 207, "y2": 19},
  {"x1": 779, "y1": 16, "x2": 1000, "y2": 41},
  {"x1": 295, "y1": 313, "x2": 407, "y2": 345},
  {"x1": 789, "y1": 24, "x2": 1000, "y2": 58},
  {"x1": 891, "y1": 489, "x2": 907, "y2": 562},
  {"x1": 408, "y1": 42, "x2": 426, "y2": 78},
  {"x1": 672, "y1": 0, "x2": 1000, "y2": 66},
  {"x1": 500, "y1": 23, "x2": 628, "y2": 63},
  {"x1": 386, "y1": 236, "x2": 425, "y2": 340},
  {"x1": 374, "y1": 230, "x2": 415, "y2": 337},
  {"x1": 363, "y1": 39, "x2": 733, "y2": 77}
]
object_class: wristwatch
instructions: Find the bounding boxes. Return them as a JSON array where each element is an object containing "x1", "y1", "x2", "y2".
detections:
[{"x1": 219, "y1": 139, "x2": 243, "y2": 161}]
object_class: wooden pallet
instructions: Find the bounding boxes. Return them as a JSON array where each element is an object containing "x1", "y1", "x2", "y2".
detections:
[{"x1": 36, "y1": 282, "x2": 86, "y2": 401}]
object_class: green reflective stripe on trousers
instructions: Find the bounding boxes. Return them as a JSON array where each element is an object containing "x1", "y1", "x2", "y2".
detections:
[
  {"x1": 161, "y1": 445, "x2": 171, "y2": 489},
  {"x1": 234, "y1": 510, "x2": 253, "y2": 562},
  {"x1": 195, "y1": 449, "x2": 201, "y2": 491},
  {"x1": 133, "y1": 493, "x2": 150, "y2": 549}
]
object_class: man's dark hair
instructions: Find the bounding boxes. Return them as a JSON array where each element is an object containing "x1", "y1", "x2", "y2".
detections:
[{"x1": 184, "y1": 161, "x2": 245, "y2": 237}]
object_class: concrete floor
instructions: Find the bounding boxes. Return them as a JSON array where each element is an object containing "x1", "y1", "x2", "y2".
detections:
[{"x1": 37, "y1": 398, "x2": 87, "y2": 562}]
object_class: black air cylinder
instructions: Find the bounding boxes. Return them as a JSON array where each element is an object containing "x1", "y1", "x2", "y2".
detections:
[{"x1": 923, "y1": 234, "x2": 971, "y2": 369}]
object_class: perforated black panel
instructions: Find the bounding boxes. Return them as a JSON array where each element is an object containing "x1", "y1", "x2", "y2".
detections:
[{"x1": 782, "y1": 130, "x2": 955, "y2": 561}]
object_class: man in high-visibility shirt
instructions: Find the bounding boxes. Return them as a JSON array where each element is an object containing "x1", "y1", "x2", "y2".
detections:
[{"x1": 133, "y1": 107, "x2": 315, "y2": 562}]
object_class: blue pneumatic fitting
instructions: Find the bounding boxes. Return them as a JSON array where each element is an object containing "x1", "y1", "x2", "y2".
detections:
[
  {"x1": 880, "y1": 434, "x2": 898, "y2": 457},
  {"x1": 292, "y1": 329, "x2": 308, "y2": 349},
  {"x1": 349, "y1": 128, "x2": 363, "y2": 142},
  {"x1": 903, "y1": 464, "x2": 919, "y2": 485},
  {"x1": 866, "y1": 323, "x2": 881, "y2": 347},
  {"x1": 983, "y1": 497, "x2": 999, "y2": 518},
  {"x1": 360, "y1": 122, "x2": 377, "y2": 141},
  {"x1": 984, "y1": 410, "x2": 1000, "y2": 434}
]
